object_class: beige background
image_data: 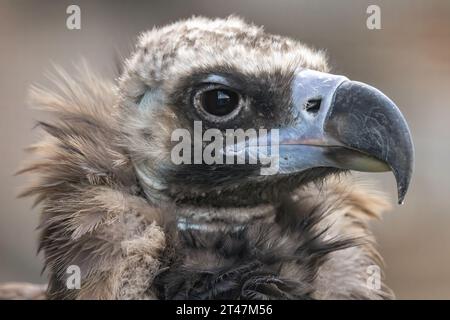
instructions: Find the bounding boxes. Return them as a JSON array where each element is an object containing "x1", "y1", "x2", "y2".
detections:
[{"x1": 0, "y1": 0, "x2": 449, "y2": 299}]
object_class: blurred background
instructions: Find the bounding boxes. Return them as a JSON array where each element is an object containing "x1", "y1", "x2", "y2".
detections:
[{"x1": 0, "y1": 0, "x2": 449, "y2": 299}]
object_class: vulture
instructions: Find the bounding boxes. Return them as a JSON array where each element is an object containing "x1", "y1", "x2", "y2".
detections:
[{"x1": 1, "y1": 16, "x2": 413, "y2": 300}]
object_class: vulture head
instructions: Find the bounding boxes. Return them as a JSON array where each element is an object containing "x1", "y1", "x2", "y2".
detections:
[
  {"x1": 120, "y1": 16, "x2": 413, "y2": 210},
  {"x1": 10, "y1": 16, "x2": 414, "y2": 300}
]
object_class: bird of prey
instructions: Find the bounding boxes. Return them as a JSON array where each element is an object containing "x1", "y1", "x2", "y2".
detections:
[{"x1": 2, "y1": 16, "x2": 413, "y2": 299}]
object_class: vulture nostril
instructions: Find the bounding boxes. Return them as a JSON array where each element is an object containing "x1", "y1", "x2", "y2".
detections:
[{"x1": 305, "y1": 98, "x2": 322, "y2": 115}]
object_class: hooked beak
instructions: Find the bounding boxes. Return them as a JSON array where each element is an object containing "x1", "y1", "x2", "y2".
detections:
[{"x1": 275, "y1": 70, "x2": 414, "y2": 204}]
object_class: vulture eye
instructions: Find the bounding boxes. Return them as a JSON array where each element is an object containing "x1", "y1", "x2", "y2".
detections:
[
  {"x1": 202, "y1": 89, "x2": 239, "y2": 116},
  {"x1": 193, "y1": 85, "x2": 243, "y2": 120}
]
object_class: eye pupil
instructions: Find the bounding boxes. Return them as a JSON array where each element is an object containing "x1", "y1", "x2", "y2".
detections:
[
  {"x1": 201, "y1": 89, "x2": 239, "y2": 116},
  {"x1": 217, "y1": 90, "x2": 231, "y2": 106}
]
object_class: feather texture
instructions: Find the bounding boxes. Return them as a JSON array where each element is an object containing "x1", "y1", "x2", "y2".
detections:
[{"x1": 15, "y1": 16, "x2": 394, "y2": 300}]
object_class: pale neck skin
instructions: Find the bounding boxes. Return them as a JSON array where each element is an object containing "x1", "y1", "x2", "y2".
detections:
[
  {"x1": 135, "y1": 160, "x2": 280, "y2": 231},
  {"x1": 175, "y1": 203, "x2": 276, "y2": 232}
]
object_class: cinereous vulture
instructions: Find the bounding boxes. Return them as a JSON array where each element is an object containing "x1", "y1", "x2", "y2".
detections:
[{"x1": 0, "y1": 16, "x2": 413, "y2": 300}]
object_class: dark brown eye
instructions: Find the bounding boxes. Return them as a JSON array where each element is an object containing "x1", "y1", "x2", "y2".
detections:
[{"x1": 200, "y1": 89, "x2": 240, "y2": 116}]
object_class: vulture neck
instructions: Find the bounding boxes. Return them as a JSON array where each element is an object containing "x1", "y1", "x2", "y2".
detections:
[{"x1": 134, "y1": 164, "x2": 278, "y2": 231}]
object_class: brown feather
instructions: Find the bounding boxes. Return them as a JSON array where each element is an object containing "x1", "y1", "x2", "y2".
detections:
[{"x1": 15, "y1": 16, "x2": 393, "y2": 300}]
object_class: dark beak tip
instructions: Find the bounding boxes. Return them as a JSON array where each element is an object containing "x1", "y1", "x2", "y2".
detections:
[
  {"x1": 389, "y1": 109, "x2": 415, "y2": 205},
  {"x1": 394, "y1": 150, "x2": 414, "y2": 205},
  {"x1": 326, "y1": 81, "x2": 415, "y2": 205}
]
